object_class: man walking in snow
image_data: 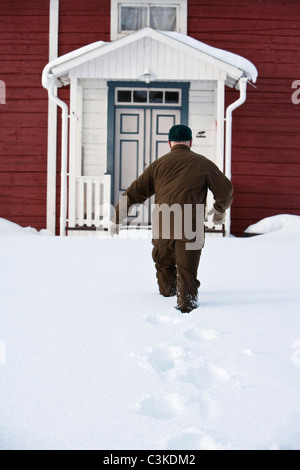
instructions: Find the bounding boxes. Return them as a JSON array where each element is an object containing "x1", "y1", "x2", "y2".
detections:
[{"x1": 109, "y1": 125, "x2": 233, "y2": 313}]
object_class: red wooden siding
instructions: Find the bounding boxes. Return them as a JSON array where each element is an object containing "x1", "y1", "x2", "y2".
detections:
[
  {"x1": 58, "y1": 0, "x2": 111, "y2": 56},
  {"x1": 189, "y1": 0, "x2": 300, "y2": 235},
  {"x1": 0, "y1": 0, "x2": 111, "y2": 232},
  {"x1": 0, "y1": 0, "x2": 49, "y2": 229},
  {"x1": 55, "y1": 0, "x2": 110, "y2": 233}
]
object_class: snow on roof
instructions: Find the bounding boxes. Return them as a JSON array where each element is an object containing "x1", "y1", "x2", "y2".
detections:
[
  {"x1": 42, "y1": 40, "x2": 107, "y2": 88},
  {"x1": 160, "y1": 31, "x2": 258, "y2": 83},
  {"x1": 42, "y1": 28, "x2": 258, "y2": 88}
]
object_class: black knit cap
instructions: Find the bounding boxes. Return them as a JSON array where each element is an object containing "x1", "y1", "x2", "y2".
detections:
[{"x1": 168, "y1": 124, "x2": 192, "y2": 142}]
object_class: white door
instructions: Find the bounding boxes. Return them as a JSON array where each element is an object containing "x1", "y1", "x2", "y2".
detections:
[{"x1": 115, "y1": 108, "x2": 181, "y2": 224}]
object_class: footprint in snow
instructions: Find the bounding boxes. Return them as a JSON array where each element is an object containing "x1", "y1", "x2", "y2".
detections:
[
  {"x1": 132, "y1": 344, "x2": 184, "y2": 375},
  {"x1": 180, "y1": 360, "x2": 231, "y2": 390},
  {"x1": 143, "y1": 344, "x2": 187, "y2": 381},
  {"x1": 184, "y1": 325, "x2": 220, "y2": 342},
  {"x1": 241, "y1": 348, "x2": 254, "y2": 356},
  {"x1": 146, "y1": 312, "x2": 183, "y2": 326},
  {"x1": 136, "y1": 393, "x2": 183, "y2": 420},
  {"x1": 147, "y1": 344, "x2": 183, "y2": 372},
  {"x1": 165, "y1": 427, "x2": 229, "y2": 450}
]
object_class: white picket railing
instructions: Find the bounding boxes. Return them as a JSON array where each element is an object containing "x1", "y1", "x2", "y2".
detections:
[{"x1": 68, "y1": 175, "x2": 111, "y2": 228}]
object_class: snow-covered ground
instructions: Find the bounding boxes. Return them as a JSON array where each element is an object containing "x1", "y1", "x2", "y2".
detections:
[{"x1": 0, "y1": 215, "x2": 300, "y2": 450}]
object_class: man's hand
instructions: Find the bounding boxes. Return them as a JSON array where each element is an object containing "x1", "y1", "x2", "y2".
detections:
[
  {"x1": 108, "y1": 221, "x2": 121, "y2": 237},
  {"x1": 207, "y1": 207, "x2": 226, "y2": 225}
]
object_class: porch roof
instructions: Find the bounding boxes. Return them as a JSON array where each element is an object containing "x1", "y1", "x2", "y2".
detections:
[{"x1": 42, "y1": 28, "x2": 257, "y2": 90}]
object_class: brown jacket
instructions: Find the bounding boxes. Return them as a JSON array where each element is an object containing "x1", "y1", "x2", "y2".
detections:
[{"x1": 115, "y1": 144, "x2": 233, "y2": 240}]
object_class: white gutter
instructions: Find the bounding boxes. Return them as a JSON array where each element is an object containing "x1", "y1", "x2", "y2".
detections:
[
  {"x1": 224, "y1": 77, "x2": 248, "y2": 235},
  {"x1": 47, "y1": 0, "x2": 59, "y2": 234},
  {"x1": 48, "y1": 75, "x2": 69, "y2": 236}
]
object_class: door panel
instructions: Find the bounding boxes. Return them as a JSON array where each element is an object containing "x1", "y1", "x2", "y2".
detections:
[
  {"x1": 119, "y1": 140, "x2": 138, "y2": 190},
  {"x1": 151, "y1": 109, "x2": 180, "y2": 164},
  {"x1": 147, "y1": 109, "x2": 180, "y2": 223},
  {"x1": 114, "y1": 109, "x2": 144, "y2": 208}
]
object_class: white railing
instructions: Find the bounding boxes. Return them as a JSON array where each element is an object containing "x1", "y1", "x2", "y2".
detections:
[{"x1": 68, "y1": 175, "x2": 111, "y2": 228}]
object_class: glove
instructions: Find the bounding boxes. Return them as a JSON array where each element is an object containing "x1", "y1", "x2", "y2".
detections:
[
  {"x1": 108, "y1": 220, "x2": 121, "y2": 237},
  {"x1": 207, "y1": 207, "x2": 226, "y2": 225}
]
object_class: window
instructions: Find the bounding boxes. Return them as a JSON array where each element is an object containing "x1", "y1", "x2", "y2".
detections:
[
  {"x1": 111, "y1": 0, "x2": 187, "y2": 40},
  {"x1": 149, "y1": 91, "x2": 163, "y2": 103},
  {"x1": 119, "y1": 5, "x2": 177, "y2": 33},
  {"x1": 117, "y1": 89, "x2": 132, "y2": 102},
  {"x1": 120, "y1": 6, "x2": 148, "y2": 31},
  {"x1": 115, "y1": 88, "x2": 181, "y2": 106},
  {"x1": 150, "y1": 6, "x2": 177, "y2": 30},
  {"x1": 133, "y1": 90, "x2": 148, "y2": 102}
]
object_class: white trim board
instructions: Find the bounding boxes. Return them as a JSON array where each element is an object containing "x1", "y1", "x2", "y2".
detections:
[{"x1": 46, "y1": 0, "x2": 59, "y2": 234}]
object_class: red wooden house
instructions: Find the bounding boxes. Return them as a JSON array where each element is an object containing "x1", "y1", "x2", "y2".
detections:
[{"x1": 0, "y1": 0, "x2": 299, "y2": 237}]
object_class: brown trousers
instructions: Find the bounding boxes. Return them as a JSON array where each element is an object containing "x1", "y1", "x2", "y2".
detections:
[{"x1": 152, "y1": 239, "x2": 201, "y2": 312}]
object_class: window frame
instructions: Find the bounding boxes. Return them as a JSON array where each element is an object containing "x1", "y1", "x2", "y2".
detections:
[
  {"x1": 111, "y1": 0, "x2": 187, "y2": 40},
  {"x1": 115, "y1": 87, "x2": 182, "y2": 107}
]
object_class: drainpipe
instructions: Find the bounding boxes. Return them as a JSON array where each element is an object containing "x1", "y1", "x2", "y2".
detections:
[
  {"x1": 48, "y1": 75, "x2": 69, "y2": 236},
  {"x1": 224, "y1": 77, "x2": 248, "y2": 236}
]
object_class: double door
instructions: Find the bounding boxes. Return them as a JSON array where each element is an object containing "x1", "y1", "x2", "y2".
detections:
[{"x1": 114, "y1": 108, "x2": 180, "y2": 224}]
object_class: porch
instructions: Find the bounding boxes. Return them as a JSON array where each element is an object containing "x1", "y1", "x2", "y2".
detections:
[{"x1": 42, "y1": 27, "x2": 257, "y2": 236}]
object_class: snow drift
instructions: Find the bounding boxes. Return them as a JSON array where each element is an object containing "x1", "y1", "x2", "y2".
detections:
[{"x1": 0, "y1": 216, "x2": 300, "y2": 450}]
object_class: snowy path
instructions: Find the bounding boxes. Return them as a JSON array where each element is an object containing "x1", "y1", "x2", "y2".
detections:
[{"x1": 0, "y1": 218, "x2": 300, "y2": 450}]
